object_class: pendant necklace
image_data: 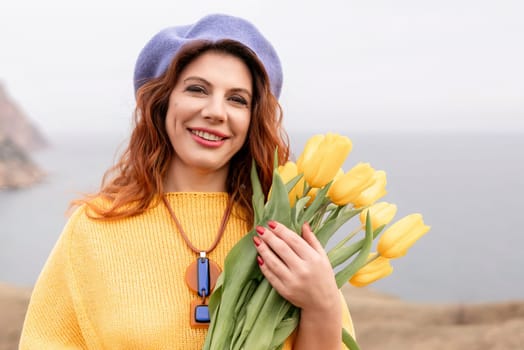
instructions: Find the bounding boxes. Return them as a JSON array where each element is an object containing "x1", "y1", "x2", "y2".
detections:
[{"x1": 162, "y1": 194, "x2": 233, "y2": 329}]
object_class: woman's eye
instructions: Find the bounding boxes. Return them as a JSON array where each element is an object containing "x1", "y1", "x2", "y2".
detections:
[
  {"x1": 185, "y1": 85, "x2": 206, "y2": 94},
  {"x1": 229, "y1": 95, "x2": 248, "y2": 106}
]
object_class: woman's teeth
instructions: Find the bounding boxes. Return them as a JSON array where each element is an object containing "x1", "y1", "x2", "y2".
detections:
[{"x1": 191, "y1": 130, "x2": 224, "y2": 141}]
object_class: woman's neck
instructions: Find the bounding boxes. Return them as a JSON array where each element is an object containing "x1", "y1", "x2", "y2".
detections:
[{"x1": 163, "y1": 159, "x2": 229, "y2": 193}]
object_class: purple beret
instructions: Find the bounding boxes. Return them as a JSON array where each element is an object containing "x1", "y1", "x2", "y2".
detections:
[{"x1": 133, "y1": 14, "x2": 283, "y2": 98}]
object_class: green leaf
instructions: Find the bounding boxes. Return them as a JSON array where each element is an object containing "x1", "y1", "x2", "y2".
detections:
[
  {"x1": 208, "y1": 274, "x2": 223, "y2": 316},
  {"x1": 328, "y1": 239, "x2": 364, "y2": 268},
  {"x1": 334, "y1": 212, "x2": 374, "y2": 287},
  {"x1": 315, "y1": 205, "x2": 361, "y2": 247},
  {"x1": 264, "y1": 171, "x2": 292, "y2": 227},
  {"x1": 292, "y1": 196, "x2": 311, "y2": 231},
  {"x1": 233, "y1": 279, "x2": 273, "y2": 349},
  {"x1": 251, "y1": 161, "x2": 264, "y2": 226},
  {"x1": 285, "y1": 173, "x2": 303, "y2": 194},
  {"x1": 231, "y1": 304, "x2": 248, "y2": 348},
  {"x1": 284, "y1": 172, "x2": 303, "y2": 218},
  {"x1": 205, "y1": 227, "x2": 260, "y2": 349},
  {"x1": 298, "y1": 183, "x2": 331, "y2": 227},
  {"x1": 238, "y1": 279, "x2": 258, "y2": 313},
  {"x1": 325, "y1": 203, "x2": 339, "y2": 212},
  {"x1": 269, "y1": 308, "x2": 300, "y2": 349},
  {"x1": 342, "y1": 328, "x2": 361, "y2": 350},
  {"x1": 241, "y1": 288, "x2": 292, "y2": 350},
  {"x1": 327, "y1": 225, "x2": 385, "y2": 268},
  {"x1": 207, "y1": 153, "x2": 292, "y2": 350}
]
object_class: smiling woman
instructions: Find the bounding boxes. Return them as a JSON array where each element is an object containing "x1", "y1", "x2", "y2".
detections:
[
  {"x1": 164, "y1": 51, "x2": 252, "y2": 192},
  {"x1": 18, "y1": 13, "x2": 354, "y2": 350}
]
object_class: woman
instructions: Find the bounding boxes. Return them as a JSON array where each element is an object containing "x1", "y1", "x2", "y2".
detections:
[{"x1": 20, "y1": 14, "x2": 353, "y2": 349}]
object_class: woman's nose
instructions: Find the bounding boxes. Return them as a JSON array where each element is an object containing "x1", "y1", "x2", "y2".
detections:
[{"x1": 202, "y1": 96, "x2": 227, "y2": 122}]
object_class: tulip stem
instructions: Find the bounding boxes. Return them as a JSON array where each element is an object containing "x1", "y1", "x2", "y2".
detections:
[
  {"x1": 342, "y1": 328, "x2": 361, "y2": 350},
  {"x1": 311, "y1": 201, "x2": 331, "y2": 231},
  {"x1": 302, "y1": 184, "x2": 312, "y2": 198},
  {"x1": 365, "y1": 253, "x2": 380, "y2": 265},
  {"x1": 333, "y1": 225, "x2": 364, "y2": 250}
]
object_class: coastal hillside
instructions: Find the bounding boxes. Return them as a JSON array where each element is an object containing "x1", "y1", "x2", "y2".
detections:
[
  {"x1": 1, "y1": 283, "x2": 522, "y2": 349},
  {"x1": 343, "y1": 285, "x2": 524, "y2": 349},
  {"x1": 0, "y1": 83, "x2": 46, "y2": 189},
  {"x1": 0, "y1": 83, "x2": 47, "y2": 151}
]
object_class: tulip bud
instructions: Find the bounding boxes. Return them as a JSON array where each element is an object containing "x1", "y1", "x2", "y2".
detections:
[
  {"x1": 328, "y1": 163, "x2": 376, "y2": 206},
  {"x1": 378, "y1": 214, "x2": 431, "y2": 258},
  {"x1": 349, "y1": 253, "x2": 393, "y2": 287},
  {"x1": 353, "y1": 170, "x2": 387, "y2": 208},
  {"x1": 360, "y1": 202, "x2": 397, "y2": 231},
  {"x1": 300, "y1": 133, "x2": 352, "y2": 188},
  {"x1": 297, "y1": 134, "x2": 325, "y2": 172}
]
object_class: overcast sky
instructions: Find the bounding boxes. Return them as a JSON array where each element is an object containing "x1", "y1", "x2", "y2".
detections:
[{"x1": 1, "y1": 0, "x2": 523, "y2": 135}]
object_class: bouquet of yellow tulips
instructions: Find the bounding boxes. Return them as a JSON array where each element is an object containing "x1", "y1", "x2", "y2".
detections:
[{"x1": 203, "y1": 133, "x2": 430, "y2": 350}]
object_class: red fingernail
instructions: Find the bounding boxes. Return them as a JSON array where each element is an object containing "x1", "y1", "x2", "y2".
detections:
[
  {"x1": 256, "y1": 226, "x2": 265, "y2": 235},
  {"x1": 268, "y1": 220, "x2": 277, "y2": 229},
  {"x1": 257, "y1": 256, "x2": 264, "y2": 266},
  {"x1": 253, "y1": 235, "x2": 261, "y2": 247}
]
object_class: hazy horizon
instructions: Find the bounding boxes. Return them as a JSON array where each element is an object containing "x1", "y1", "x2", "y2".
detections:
[{"x1": 2, "y1": 131, "x2": 523, "y2": 304}]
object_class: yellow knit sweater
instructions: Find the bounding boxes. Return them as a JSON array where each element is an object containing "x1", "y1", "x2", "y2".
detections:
[{"x1": 20, "y1": 193, "x2": 354, "y2": 349}]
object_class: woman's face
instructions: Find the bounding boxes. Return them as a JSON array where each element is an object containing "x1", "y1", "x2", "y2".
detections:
[{"x1": 165, "y1": 51, "x2": 253, "y2": 175}]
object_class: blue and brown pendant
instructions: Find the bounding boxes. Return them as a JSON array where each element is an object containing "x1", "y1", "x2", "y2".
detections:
[{"x1": 185, "y1": 252, "x2": 221, "y2": 328}]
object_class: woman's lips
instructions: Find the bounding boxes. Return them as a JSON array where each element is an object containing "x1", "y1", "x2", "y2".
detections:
[{"x1": 189, "y1": 128, "x2": 228, "y2": 147}]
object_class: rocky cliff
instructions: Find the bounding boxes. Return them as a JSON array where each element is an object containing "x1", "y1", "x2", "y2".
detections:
[{"x1": 0, "y1": 83, "x2": 47, "y2": 189}]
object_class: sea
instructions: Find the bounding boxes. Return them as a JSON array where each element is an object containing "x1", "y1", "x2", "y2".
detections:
[{"x1": 1, "y1": 131, "x2": 523, "y2": 304}]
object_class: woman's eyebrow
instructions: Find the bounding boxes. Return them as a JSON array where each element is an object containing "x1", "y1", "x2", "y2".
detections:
[{"x1": 183, "y1": 76, "x2": 210, "y2": 85}]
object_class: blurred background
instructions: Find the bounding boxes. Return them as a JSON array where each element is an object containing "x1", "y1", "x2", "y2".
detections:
[
  {"x1": 1, "y1": 0, "x2": 523, "y2": 304},
  {"x1": 2, "y1": 1, "x2": 524, "y2": 349}
]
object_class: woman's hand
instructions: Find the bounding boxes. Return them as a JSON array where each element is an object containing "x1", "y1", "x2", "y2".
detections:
[
  {"x1": 253, "y1": 221, "x2": 338, "y2": 310},
  {"x1": 253, "y1": 221, "x2": 342, "y2": 349}
]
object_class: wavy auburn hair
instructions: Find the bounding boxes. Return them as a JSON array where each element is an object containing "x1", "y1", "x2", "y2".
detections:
[{"x1": 77, "y1": 40, "x2": 289, "y2": 226}]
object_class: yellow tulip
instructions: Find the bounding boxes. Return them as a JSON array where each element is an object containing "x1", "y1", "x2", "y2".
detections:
[
  {"x1": 296, "y1": 134, "x2": 325, "y2": 172},
  {"x1": 276, "y1": 161, "x2": 303, "y2": 206},
  {"x1": 278, "y1": 161, "x2": 298, "y2": 182},
  {"x1": 378, "y1": 214, "x2": 431, "y2": 258},
  {"x1": 360, "y1": 202, "x2": 397, "y2": 231},
  {"x1": 327, "y1": 163, "x2": 376, "y2": 206},
  {"x1": 353, "y1": 170, "x2": 387, "y2": 208},
  {"x1": 349, "y1": 253, "x2": 393, "y2": 287},
  {"x1": 299, "y1": 133, "x2": 352, "y2": 188}
]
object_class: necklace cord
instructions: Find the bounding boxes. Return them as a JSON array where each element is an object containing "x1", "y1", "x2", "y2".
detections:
[{"x1": 162, "y1": 194, "x2": 234, "y2": 254}]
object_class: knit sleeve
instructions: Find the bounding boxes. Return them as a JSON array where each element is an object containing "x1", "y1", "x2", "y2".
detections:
[
  {"x1": 19, "y1": 208, "x2": 95, "y2": 349},
  {"x1": 280, "y1": 290, "x2": 356, "y2": 349}
]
